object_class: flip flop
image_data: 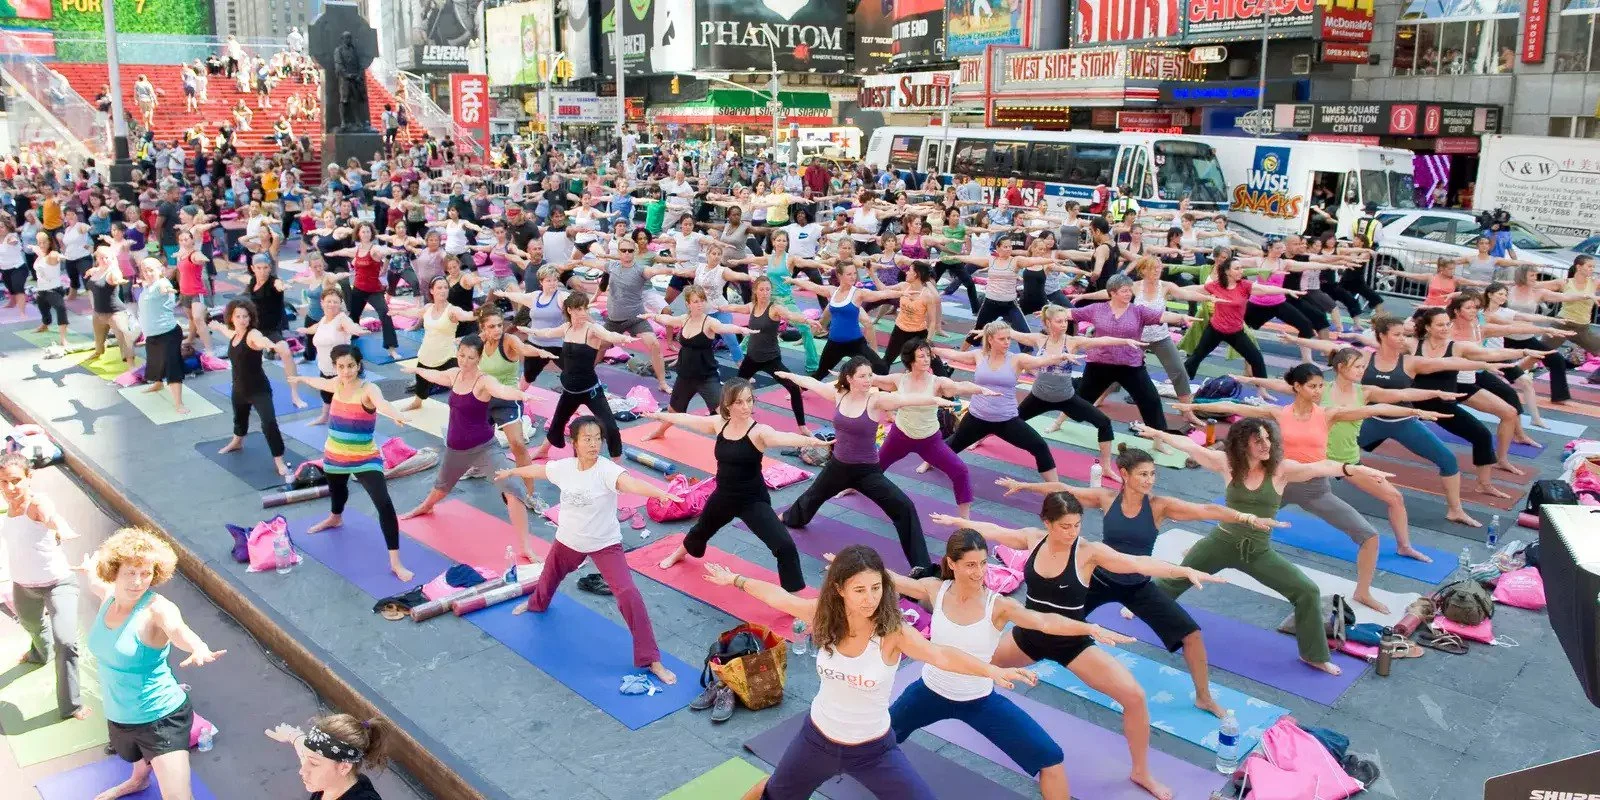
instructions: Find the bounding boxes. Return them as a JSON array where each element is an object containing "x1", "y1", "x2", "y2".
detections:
[
  {"x1": 1384, "y1": 639, "x2": 1424, "y2": 659},
  {"x1": 1416, "y1": 625, "x2": 1467, "y2": 655}
]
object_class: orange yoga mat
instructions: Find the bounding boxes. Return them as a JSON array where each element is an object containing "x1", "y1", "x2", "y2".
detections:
[{"x1": 626, "y1": 534, "x2": 818, "y2": 643}]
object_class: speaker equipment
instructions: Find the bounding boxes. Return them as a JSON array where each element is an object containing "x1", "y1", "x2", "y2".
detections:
[
  {"x1": 1483, "y1": 749, "x2": 1600, "y2": 799},
  {"x1": 1540, "y1": 505, "x2": 1600, "y2": 708}
]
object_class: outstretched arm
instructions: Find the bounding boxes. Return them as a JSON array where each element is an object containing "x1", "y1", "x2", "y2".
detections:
[
  {"x1": 994, "y1": 477, "x2": 1114, "y2": 509},
  {"x1": 703, "y1": 563, "x2": 817, "y2": 620},
  {"x1": 1134, "y1": 424, "x2": 1229, "y2": 474},
  {"x1": 774, "y1": 371, "x2": 839, "y2": 402},
  {"x1": 929, "y1": 513, "x2": 1042, "y2": 551}
]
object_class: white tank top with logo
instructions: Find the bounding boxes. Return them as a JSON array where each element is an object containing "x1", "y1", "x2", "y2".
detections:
[{"x1": 811, "y1": 635, "x2": 899, "y2": 743}]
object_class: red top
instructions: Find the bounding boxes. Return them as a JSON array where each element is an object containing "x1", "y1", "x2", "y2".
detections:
[
  {"x1": 1005, "y1": 187, "x2": 1025, "y2": 207},
  {"x1": 176, "y1": 251, "x2": 206, "y2": 296},
  {"x1": 351, "y1": 249, "x2": 383, "y2": 293},
  {"x1": 1204, "y1": 279, "x2": 1253, "y2": 334}
]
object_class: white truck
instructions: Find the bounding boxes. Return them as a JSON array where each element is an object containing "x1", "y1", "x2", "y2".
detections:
[
  {"x1": 1192, "y1": 136, "x2": 1417, "y2": 238},
  {"x1": 1474, "y1": 134, "x2": 1600, "y2": 247}
]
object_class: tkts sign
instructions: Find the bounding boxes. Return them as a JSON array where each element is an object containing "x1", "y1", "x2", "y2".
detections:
[
  {"x1": 450, "y1": 73, "x2": 490, "y2": 148},
  {"x1": 1185, "y1": 0, "x2": 1317, "y2": 38},
  {"x1": 857, "y1": 71, "x2": 957, "y2": 112}
]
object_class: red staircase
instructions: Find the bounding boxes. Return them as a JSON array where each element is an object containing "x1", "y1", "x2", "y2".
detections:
[{"x1": 49, "y1": 63, "x2": 425, "y2": 186}]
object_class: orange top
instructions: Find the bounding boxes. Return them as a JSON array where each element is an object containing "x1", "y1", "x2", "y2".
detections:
[
  {"x1": 1273, "y1": 404, "x2": 1329, "y2": 463},
  {"x1": 1423, "y1": 274, "x2": 1456, "y2": 307},
  {"x1": 41, "y1": 198, "x2": 61, "y2": 229}
]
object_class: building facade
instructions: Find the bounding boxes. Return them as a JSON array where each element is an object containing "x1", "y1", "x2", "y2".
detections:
[{"x1": 214, "y1": 0, "x2": 321, "y2": 40}]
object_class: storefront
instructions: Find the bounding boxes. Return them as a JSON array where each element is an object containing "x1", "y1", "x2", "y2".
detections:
[{"x1": 647, "y1": 89, "x2": 834, "y2": 148}]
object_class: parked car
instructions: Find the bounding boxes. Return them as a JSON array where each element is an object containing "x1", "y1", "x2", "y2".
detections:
[{"x1": 1372, "y1": 208, "x2": 1582, "y2": 283}]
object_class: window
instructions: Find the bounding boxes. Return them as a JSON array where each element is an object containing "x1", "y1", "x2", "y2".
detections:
[
  {"x1": 991, "y1": 141, "x2": 1029, "y2": 177},
  {"x1": 1557, "y1": 10, "x2": 1596, "y2": 71},
  {"x1": 953, "y1": 139, "x2": 988, "y2": 174},
  {"x1": 1153, "y1": 141, "x2": 1227, "y2": 203},
  {"x1": 1392, "y1": 14, "x2": 1520, "y2": 75},
  {"x1": 1402, "y1": 215, "x2": 1461, "y2": 243},
  {"x1": 1071, "y1": 143, "x2": 1117, "y2": 186},
  {"x1": 1395, "y1": 25, "x2": 1418, "y2": 72},
  {"x1": 1547, "y1": 115, "x2": 1600, "y2": 136},
  {"x1": 1416, "y1": 24, "x2": 1440, "y2": 73},
  {"x1": 887, "y1": 136, "x2": 922, "y2": 171},
  {"x1": 1029, "y1": 143, "x2": 1069, "y2": 181}
]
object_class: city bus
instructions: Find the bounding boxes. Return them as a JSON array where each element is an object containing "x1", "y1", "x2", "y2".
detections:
[{"x1": 862, "y1": 126, "x2": 1231, "y2": 213}]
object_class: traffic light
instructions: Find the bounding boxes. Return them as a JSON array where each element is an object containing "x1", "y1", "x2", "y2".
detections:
[{"x1": 671, "y1": 76, "x2": 680, "y2": 94}]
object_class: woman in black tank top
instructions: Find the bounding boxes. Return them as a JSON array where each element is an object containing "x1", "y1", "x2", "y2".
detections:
[
  {"x1": 526, "y1": 292, "x2": 628, "y2": 461},
  {"x1": 245, "y1": 256, "x2": 290, "y2": 341},
  {"x1": 646, "y1": 380, "x2": 830, "y2": 592},
  {"x1": 444, "y1": 255, "x2": 481, "y2": 336},
  {"x1": 210, "y1": 299, "x2": 307, "y2": 478},
  {"x1": 932, "y1": 492, "x2": 1220, "y2": 800},
  {"x1": 727, "y1": 277, "x2": 819, "y2": 433},
  {"x1": 84, "y1": 249, "x2": 137, "y2": 366},
  {"x1": 639, "y1": 286, "x2": 756, "y2": 441}
]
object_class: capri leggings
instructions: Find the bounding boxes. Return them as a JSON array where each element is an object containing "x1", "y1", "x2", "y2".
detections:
[
  {"x1": 811, "y1": 337, "x2": 889, "y2": 379},
  {"x1": 685, "y1": 490, "x2": 805, "y2": 592},
  {"x1": 1471, "y1": 371, "x2": 1522, "y2": 414},
  {"x1": 433, "y1": 441, "x2": 493, "y2": 492},
  {"x1": 945, "y1": 415, "x2": 1055, "y2": 473},
  {"x1": 668, "y1": 372, "x2": 723, "y2": 414},
  {"x1": 936, "y1": 262, "x2": 980, "y2": 309},
  {"x1": 328, "y1": 471, "x2": 399, "y2": 551},
  {"x1": 878, "y1": 425, "x2": 973, "y2": 505},
  {"x1": 1505, "y1": 335, "x2": 1570, "y2": 403},
  {"x1": 1244, "y1": 301, "x2": 1316, "y2": 337},
  {"x1": 1280, "y1": 477, "x2": 1378, "y2": 544},
  {"x1": 1076, "y1": 362, "x2": 1171, "y2": 433},
  {"x1": 1357, "y1": 417, "x2": 1459, "y2": 477},
  {"x1": 964, "y1": 299, "x2": 1032, "y2": 351},
  {"x1": 1411, "y1": 397, "x2": 1495, "y2": 467},
  {"x1": 738, "y1": 355, "x2": 806, "y2": 427},
  {"x1": 1144, "y1": 336, "x2": 1193, "y2": 398},
  {"x1": 523, "y1": 350, "x2": 563, "y2": 384},
  {"x1": 545, "y1": 384, "x2": 623, "y2": 457},
  {"x1": 412, "y1": 357, "x2": 457, "y2": 400},
  {"x1": 1017, "y1": 393, "x2": 1112, "y2": 443},
  {"x1": 782, "y1": 460, "x2": 934, "y2": 573},
  {"x1": 1184, "y1": 326, "x2": 1267, "y2": 381},
  {"x1": 890, "y1": 678, "x2": 1063, "y2": 777},
  {"x1": 1287, "y1": 297, "x2": 1331, "y2": 333}
]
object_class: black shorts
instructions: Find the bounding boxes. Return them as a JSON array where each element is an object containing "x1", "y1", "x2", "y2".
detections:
[
  {"x1": 1083, "y1": 575, "x2": 1199, "y2": 652},
  {"x1": 489, "y1": 397, "x2": 523, "y2": 427},
  {"x1": 109, "y1": 698, "x2": 192, "y2": 763},
  {"x1": 667, "y1": 274, "x2": 692, "y2": 291},
  {"x1": 1012, "y1": 625, "x2": 1094, "y2": 667}
]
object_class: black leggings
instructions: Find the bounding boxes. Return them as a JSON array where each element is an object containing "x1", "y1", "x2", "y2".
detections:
[
  {"x1": 1286, "y1": 297, "x2": 1331, "y2": 333},
  {"x1": 1076, "y1": 362, "x2": 1171, "y2": 433},
  {"x1": 781, "y1": 460, "x2": 933, "y2": 573},
  {"x1": 946, "y1": 415, "x2": 1056, "y2": 473},
  {"x1": 935, "y1": 262, "x2": 979, "y2": 309},
  {"x1": 1184, "y1": 326, "x2": 1267, "y2": 382},
  {"x1": 669, "y1": 371, "x2": 723, "y2": 414},
  {"x1": 1338, "y1": 266, "x2": 1385, "y2": 316},
  {"x1": 64, "y1": 256, "x2": 90, "y2": 291},
  {"x1": 687, "y1": 489, "x2": 805, "y2": 591},
  {"x1": 1473, "y1": 371, "x2": 1522, "y2": 414},
  {"x1": 347, "y1": 287, "x2": 398, "y2": 349},
  {"x1": 545, "y1": 385, "x2": 623, "y2": 457},
  {"x1": 328, "y1": 470, "x2": 399, "y2": 551},
  {"x1": 36, "y1": 288, "x2": 69, "y2": 326},
  {"x1": 1244, "y1": 302, "x2": 1315, "y2": 338},
  {"x1": 1414, "y1": 397, "x2": 1495, "y2": 466},
  {"x1": 2, "y1": 266, "x2": 28, "y2": 296},
  {"x1": 523, "y1": 350, "x2": 563, "y2": 384},
  {"x1": 1506, "y1": 335, "x2": 1569, "y2": 402},
  {"x1": 1018, "y1": 393, "x2": 1113, "y2": 443},
  {"x1": 740, "y1": 355, "x2": 806, "y2": 427},
  {"x1": 412, "y1": 357, "x2": 457, "y2": 400},
  {"x1": 812, "y1": 337, "x2": 888, "y2": 379},
  {"x1": 965, "y1": 299, "x2": 1032, "y2": 351},
  {"x1": 232, "y1": 389, "x2": 285, "y2": 458},
  {"x1": 882, "y1": 326, "x2": 948, "y2": 374}
]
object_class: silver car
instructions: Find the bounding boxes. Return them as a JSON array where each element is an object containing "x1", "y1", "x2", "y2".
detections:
[{"x1": 1372, "y1": 209, "x2": 1581, "y2": 284}]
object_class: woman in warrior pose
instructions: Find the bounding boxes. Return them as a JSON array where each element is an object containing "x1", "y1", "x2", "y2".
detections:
[
  {"x1": 639, "y1": 286, "x2": 757, "y2": 440},
  {"x1": 869, "y1": 340, "x2": 995, "y2": 518},
  {"x1": 526, "y1": 292, "x2": 633, "y2": 461}
]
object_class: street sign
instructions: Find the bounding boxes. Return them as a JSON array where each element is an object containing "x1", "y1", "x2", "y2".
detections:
[
  {"x1": 1189, "y1": 46, "x2": 1228, "y2": 65},
  {"x1": 931, "y1": 73, "x2": 951, "y2": 88},
  {"x1": 1237, "y1": 108, "x2": 1277, "y2": 136}
]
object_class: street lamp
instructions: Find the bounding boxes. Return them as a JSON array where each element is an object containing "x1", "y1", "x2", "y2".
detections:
[{"x1": 761, "y1": 30, "x2": 782, "y2": 167}]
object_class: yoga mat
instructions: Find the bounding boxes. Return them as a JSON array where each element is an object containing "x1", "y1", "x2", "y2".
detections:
[
  {"x1": 116, "y1": 385, "x2": 222, "y2": 424},
  {"x1": 0, "y1": 625, "x2": 108, "y2": 766},
  {"x1": 191, "y1": 438, "x2": 302, "y2": 491},
  {"x1": 1429, "y1": 423, "x2": 1544, "y2": 459},
  {"x1": 1030, "y1": 653, "x2": 1285, "y2": 756},
  {"x1": 626, "y1": 534, "x2": 816, "y2": 643},
  {"x1": 1154, "y1": 530, "x2": 1417, "y2": 627},
  {"x1": 397, "y1": 499, "x2": 531, "y2": 569},
  {"x1": 353, "y1": 333, "x2": 420, "y2": 365},
  {"x1": 13, "y1": 329, "x2": 91, "y2": 349},
  {"x1": 744, "y1": 713, "x2": 1026, "y2": 800},
  {"x1": 1266, "y1": 506, "x2": 1458, "y2": 584},
  {"x1": 287, "y1": 510, "x2": 455, "y2": 599},
  {"x1": 1463, "y1": 404, "x2": 1586, "y2": 437},
  {"x1": 1027, "y1": 416, "x2": 1189, "y2": 469},
  {"x1": 756, "y1": 513, "x2": 913, "y2": 573},
  {"x1": 1089, "y1": 604, "x2": 1365, "y2": 705},
  {"x1": 402, "y1": 397, "x2": 451, "y2": 439},
  {"x1": 885, "y1": 669, "x2": 1224, "y2": 800},
  {"x1": 206, "y1": 375, "x2": 309, "y2": 417},
  {"x1": 68, "y1": 347, "x2": 138, "y2": 380},
  {"x1": 829, "y1": 483, "x2": 962, "y2": 531},
  {"x1": 279, "y1": 415, "x2": 330, "y2": 450},
  {"x1": 1358, "y1": 450, "x2": 1527, "y2": 511},
  {"x1": 661, "y1": 758, "x2": 769, "y2": 800},
  {"x1": 35, "y1": 756, "x2": 219, "y2": 800}
]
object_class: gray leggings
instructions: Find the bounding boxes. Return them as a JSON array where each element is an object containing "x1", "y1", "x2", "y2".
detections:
[
  {"x1": 1145, "y1": 336, "x2": 1192, "y2": 398},
  {"x1": 433, "y1": 440, "x2": 494, "y2": 492},
  {"x1": 1281, "y1": 477, "x2": 1377, "y2": 544},
  {"x1": 14, "y1": 580, "x2": 82, "y2": 716},
  {"x1": 1558, "y1": 319, "x2": 1600, "y2": 358}
]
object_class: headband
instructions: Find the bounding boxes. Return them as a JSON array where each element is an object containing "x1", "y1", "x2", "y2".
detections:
[{"x1": 303, "y1": 725, "x2": 363, "y2": 763}]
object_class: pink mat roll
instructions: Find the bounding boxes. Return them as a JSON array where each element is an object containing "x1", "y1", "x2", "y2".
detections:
[{"x1": 453, "y1": 577, "x2": 541, "y2": 615}]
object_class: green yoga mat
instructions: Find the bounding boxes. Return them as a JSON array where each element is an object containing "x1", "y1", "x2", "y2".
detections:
[
  {"x1": 70, "y1": 348, "x2": 138, "y2": 380},
  {"x1": 117, "y1": 385, "x2": 222, "y2": 424},
  {"x1": 13, "y1": 330, "x2": 92, "y2": 350},
  {"x1": 0, "y1": 626, "x2": 109, "y2": 766},
  {"x1": 660, "y1": 758, "x2": 769, "y2": 800},
  {"x1": 1025, "y1": 417, "x2": 1190, "y2": 469}
]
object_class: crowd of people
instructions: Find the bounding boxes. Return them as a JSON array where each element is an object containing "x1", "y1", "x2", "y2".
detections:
[{"x1": 3, "y1": 124, "x2": 1600, "y2": 800}]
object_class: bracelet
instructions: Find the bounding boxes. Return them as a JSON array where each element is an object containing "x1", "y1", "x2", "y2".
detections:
[
  {"x1": 1342, "y1": 463, "x2": 1353, "y2": 476},
  {"x1": 734, "y1": 576, "x2": 746, "y2": 591}
]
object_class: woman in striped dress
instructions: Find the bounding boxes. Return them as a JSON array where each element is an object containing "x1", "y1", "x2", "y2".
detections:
[{"x1": 288, "y1": 344, "x2": 415, "y2": 581}]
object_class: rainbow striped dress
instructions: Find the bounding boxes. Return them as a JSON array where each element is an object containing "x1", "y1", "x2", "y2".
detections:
[{"x1": 324, "y1": 394, "x2": 384, "y2": 474}]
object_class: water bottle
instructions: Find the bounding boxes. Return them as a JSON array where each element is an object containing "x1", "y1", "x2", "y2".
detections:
[
  {"x1": 196, "y1": 725, "x2": 215, "y2": 752},
  {"x1": 273, "y1": 533, "x2": 293, "y2": 575},
  {"x1": 790, "y1": 619, "x2": 809, "y2": 657},
  {"x1": 505, "y1": 546, "x2": 517, "y2": 584},
  {"x1": 1486, "y1": 515, "x2": 1500, "y2": 548},
  {"x1": 1213, "y1": 710, "x2": 1242, "y2": 774},
  {"x1": 1458, "y1": 546, "x2": 1470, "y2": 574},
  {"x1": 1089, "y1": 464, "x2": 1103, "y2": 489}
]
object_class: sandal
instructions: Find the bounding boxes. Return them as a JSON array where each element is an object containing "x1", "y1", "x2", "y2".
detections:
[
  {"x1": 1384, "y1": 639, "x2": 1424, "y2": 659},
  {"x1": 1415, "y1": 625, "x2": 1468, "y2": 655}
]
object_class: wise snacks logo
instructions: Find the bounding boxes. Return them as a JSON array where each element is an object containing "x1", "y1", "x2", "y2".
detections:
[{"x1": 1232, "y1": 145, "x2": 1302, "y2": 219}]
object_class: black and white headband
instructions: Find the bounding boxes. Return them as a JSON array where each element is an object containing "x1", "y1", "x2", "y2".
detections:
[{"x1": 304, "y1": 725, "x2": 364, "y2": 763}]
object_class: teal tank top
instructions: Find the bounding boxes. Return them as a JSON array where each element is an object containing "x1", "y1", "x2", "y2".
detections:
[{"x1": 88, "y1": 591, "x2": 188, "y2": 725}]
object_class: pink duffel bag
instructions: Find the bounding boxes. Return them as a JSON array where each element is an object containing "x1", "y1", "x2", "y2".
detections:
[{"x1": 1492, "y1": 567, "x2": 1546, "y2": 610}]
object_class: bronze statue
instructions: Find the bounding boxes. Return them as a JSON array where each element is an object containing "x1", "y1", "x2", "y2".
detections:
[{"x1": 334, "y1": 31, "x2": 371, "y2": 132}]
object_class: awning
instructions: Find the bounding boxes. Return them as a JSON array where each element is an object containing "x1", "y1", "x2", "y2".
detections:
[{"x1": 648, "y1": 89, "x2": 833, "y2": 126}]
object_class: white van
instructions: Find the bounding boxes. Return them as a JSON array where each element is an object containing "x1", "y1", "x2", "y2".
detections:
[
  {"x1": 1475, "y1": 134, "x2": 1600, "y2": 246},
  {"x1": 1191, "y1": 137, "x2": 1416, "y2": 238}
]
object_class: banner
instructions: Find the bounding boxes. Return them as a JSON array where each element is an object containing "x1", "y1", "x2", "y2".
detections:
[
  {"x1": 485, "y1": 2, "x2": 556, "y2": 86},
  {"x1": 1321, "y1": 42, "x2": 1369, "y2": 62},
  {"x1": 1075, "y1": 0, "x2": 1181, "y2": 44},
  {"x1": 600, "y1": 0, "x2": 654, "y2": 77},
  {"x1": 946, "y1": 0, "x2": 1028, "y2": 56},
  {"x1": 855, "y1": 0, "x2": 896, "y2": 73},
  {"x1": 1524, "y1": 0, "x2": 1549, "y2": 62},
  {"x1": 856, "y1": 71, "x2": 956, "y2": 111},
  {"x1": 1000, "y1": 46, "x2": 1203, "y2": 83},
  {"x1": 1184, "y1": 0, "x2": 1317, "y2": 39},
  {"x1": 1484, "y1": 750, "x2": 1600, "y2": 800},
  {"x1": 1273, "y1": 101, "x2": 1501, "y2": 136},
  {"x1": 566, "y1": 0, "x2": 596, "y2": 78},
  {"x1": 0, "y1": 0, "x2": 213, "y2": 34},
  {"x1": 451, "y1": 73, "x2": 491, "y2": 148},
  {"x1": 402, "y1": 0, "x2": 484, "y2": 71},
  {"x1": 1318, "y1": 3, "x2": 1375, "y2": 42},
  {"x1": 697, "y1": 0, "x2": 849, "y2": 72},
  {"x1": 890, "y1": 0, "x2": 947, "y2": 66}
]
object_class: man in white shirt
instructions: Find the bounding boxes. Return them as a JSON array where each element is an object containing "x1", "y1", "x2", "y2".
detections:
[
  {"x1": 286, "y1": 27, "x2": 305, "y2": 54},
  {"x1": 658, "y1": 170, "x2": 694, "y2": 229},
  {"x1": 622, "y1": 130, "x2": 639, "y2": 158},
  {"x1": 781, "y1": 165, "x2": 804, "y2": 194}
]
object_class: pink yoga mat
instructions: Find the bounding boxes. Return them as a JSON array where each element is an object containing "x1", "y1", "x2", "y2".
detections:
[
  {"x1": 626, "y1": 533, "x2": 817, "y2": 642},
  {"x1": 398, "y1": 499, "x2": 548, "y2": 566}
]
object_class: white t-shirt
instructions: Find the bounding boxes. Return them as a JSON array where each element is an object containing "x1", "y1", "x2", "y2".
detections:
[
  {"x1": 783, "y1": 222, "x2": 823, "y2": 258},
  {"x1": 60, "y1": 223, "x2": 91, "y2": 260},
  {"x1": 542, "y1": 228, "x2": 576, "y2": 266},
  {"x1": 849, "y1": 208, "x2": 879, "y2": 243},
  {"x1": 668, "y1": 230, "x2": 705, "y2": 263},
  {"x1": 547, "y1": 456, "x2": 627, "y2": 553}
]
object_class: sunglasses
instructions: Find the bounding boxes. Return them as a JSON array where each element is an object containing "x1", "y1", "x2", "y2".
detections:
[{"x1": 619, "y1": 248, "x2": 636, "y2": 253}]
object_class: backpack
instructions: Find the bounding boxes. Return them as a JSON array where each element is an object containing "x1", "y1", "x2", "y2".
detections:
[
  {"x1": 1192, "y1": 376, "x2": 1245, "y2": 419},
  {"x1": 1524, "y1": 479, "x2": 1578, "y2": 516},
  {"x1": 1436, "y1": 578, "x2": 1494, "y2": 626}
]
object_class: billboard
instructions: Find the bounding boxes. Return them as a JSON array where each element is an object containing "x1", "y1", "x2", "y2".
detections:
[
  {"x1": 600, "y1": 0, "x2": 657, "y2": 77},
  {"x1": 550, "y1": 91, "x2": 620, "y2": 122},
  {"x1": 1184, "y1": 0, "x2": 1317, "y2": 39},
  {"x1": 0, "y1": 0, "x2": 214, "y2": 36},
  {"x1": 855, "y1": 0, "x2": 895, "y2": 73},
  {"x1": 856, "y1": 70, "x2": 956, "y2": 111},
  {"x1": 565, "y1": 0, "x2": 596, "y2": 78},
  {"x1": 485, "y1": 1, "x2": 556, "y2": 86},
  {"x1": 890, "y1": 0, "x2": 946, "y2": 66},
  {"x1": 1075, "y1": 0, "x2": 1181, "y2": 44},
  {"x1": 697, "y1": 0, "x2": 848, "y2": 72},
  {"x1": 945, "y1": 0, "x2": 1027, "y2": 56},
  {"x1": 396, "y1": 0, "x2": 484, "y2": 72}
]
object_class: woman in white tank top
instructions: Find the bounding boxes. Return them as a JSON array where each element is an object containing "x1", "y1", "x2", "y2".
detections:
[
  {"x1": 704, "y1": 544, "x2": 1035, "y2": 800},
  {"x1": 299, "y1": 291, "x2": 369, "y2": 425},
  {"x1": 887, "y1": 531, "x2": 1130, "y2": 800},
  {"x1": 0, "y1": 452, "x2": 88, "y2": 720}
]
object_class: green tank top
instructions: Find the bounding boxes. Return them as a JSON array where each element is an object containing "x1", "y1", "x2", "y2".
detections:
[
  {"x1": 480, "y1": 336, "x2": 519, "y2": 385},
  {"x1": 1217, "y1": 472, "x2": 1282, "y2": 537},
  {"x1": 1324, "y1": 383, "x2": 1363, "y2": 465}
]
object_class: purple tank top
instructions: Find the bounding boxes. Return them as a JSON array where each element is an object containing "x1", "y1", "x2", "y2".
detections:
[
  {"x1": 969, "y1": 353, "x2": 1019, "y2": 422},
  {"x1": 446, "y1": 385, "x2": 495, "y2": 451},
  {"x1": 832, "y1": 399, "x2": 880, "y2": 465}
]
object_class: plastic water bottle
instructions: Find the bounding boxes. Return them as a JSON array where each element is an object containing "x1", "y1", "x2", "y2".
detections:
[
  {"x1": 1458, "y1": 546, "x2": 1471, "y2": 576},
  {"x1": 505, "y1": 546, "x2": 517, "y2": 584},
  {"x1": 1213, "y1": 710, "x2": 1241, "y2": 774},
  {"x1": 1089, "y1": 464, "x2": 1103, "y2": 489},
  {"x1": 1486, "y1": 515, "x2": 1501, "y2": 548},
  {"x1": 196, "y1": 726, "x2": 215, "y2": 752},
  {"x1": 790, "y1": 619, "x2": 809, "y2": 657},
  {"x1": 273, "y1": 533, "x2": 293, "y2": 575}
]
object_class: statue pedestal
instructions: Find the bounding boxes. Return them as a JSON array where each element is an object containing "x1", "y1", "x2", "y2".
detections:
[{"x1": 323, "y1": 131, "x2": 382, "y2": 171}]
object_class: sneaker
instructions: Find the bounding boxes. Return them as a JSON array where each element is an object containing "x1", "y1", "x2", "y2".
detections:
[
  {"x1": 690, "y1": 680, "x2": 722, "y2": 711},
  {"x1": 577, "y1": 573, "x2": 612, "y2": 596},
  {"x1": 710, "y1": 683, "x2": 736, "y2": 723}
]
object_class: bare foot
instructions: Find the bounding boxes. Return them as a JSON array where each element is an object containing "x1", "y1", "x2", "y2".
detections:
[
  {"x1": 1120, "y1": 607, "x2": 1135, "y2": 620},
  {"x1": 33, "y1": 324, "x2": 47, "y2": 333},
  {"x1": 69, "y1": 706, "x2": 91, "y2": 720},
  {"x1": 94, "y1": 774, "x2": 151, "y2": 800},
  {"x1": 1447, "y1": 509, "x2": 1483, "y2": 527},
  {"x1": 1352, "y1": 591, "x2": 1391, "y2": 616},
  {"x1": 1496, "y1": 462, "x2": 1526, "y2": 477},
  {"x1": 649, "y1": 661, "x2": 678, "y2": 685},
  {"x1": 387, "y1": 349, "x2": 401, "y2": 361},
  {"x1": 512, "y1": 600, "x2": 533, "y2": 616},
  {"x1": 1396, "y1": 546, "x2": 1434, "y2": 563},
  {"x1": 307, "y1": 514, "x2": 342, "y2": 533},
  {"x1": 915, "y1": 462, "x2": 931, "y2": 474},
  {"x1": 1514, "y1": 435, "x2": 1538, "y2": 446},
  {"x1": 391, "y1": 563, "x2": 414, "y2": 582},
  {"x1": 1301, "y1": 657, "x2": 1343, "y2": 676},
  {"x1": 657, "y1": 546, "x2": 688, "y2": 571},
  {"x1": 531, "y1": 446, "x2": 551, "y2": 461},
  {"x1": 217, "y1": 437, "x2": 243, "y2": 454},
  {"x1": 175, "y1": 405, "x2": 190, "y2": 415},
  {"x1": 399, "y1": 504, "x2": 434, "y2": 520},
  {"x1": 403, "y1": 399, "x2": 423, "y2": 412},
  {"x1": 1194, "y1": 695, "x2": 1226, "y2": 719},
  {"x1": 1476, "y1": 483, "x2": 1511, "y2": 500},
  {"x1": 142, "y1": 383, "x2": 164, "y2": 394},
  {"x1": 1129, "y1": 770, "x2": 1173, "y2": 800},
  {"x1": 657, "y1": 382, "x2": 670, "y2": 394}
]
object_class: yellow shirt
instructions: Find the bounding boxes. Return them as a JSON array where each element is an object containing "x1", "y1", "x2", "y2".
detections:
[
  {"x1": 766, "y1": 192, "x2": 791, "y2": 225},
  {"x1": 42, "y1": 198, "x2": 61, "y2": 229},
  {"x1": 262, "y1": 171, "x2": 280, "y2": 202},
  {"x1": 1560, "y1": 277, "x2": 1596, "y2": 324}
]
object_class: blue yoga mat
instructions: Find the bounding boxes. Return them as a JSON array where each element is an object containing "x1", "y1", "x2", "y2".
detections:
[
  {"x1": 747, "y1": 513, "x2": 914, "y2": 573},
  {"x1": 286, "y1": 510, "x2": 454, "y2": 599},
  {"x1": 1031, "y1": 652, "x2": 1286, "y2": 755},
  {"x1": 1268, "y1": 506, "x2": 1457, "y2": 584},
  {"x1": 36, "y1": 756, "x2": 218, "y2": 800},
  {"x1": 354, "y1": 333, "x2": 421, "y2": 365},
  {"x1": 1428, "y1": 422, "x2": 1544, "y2": 459},
  {"x1": 279, "y1": 415, "x2": 328, "y2": 450},
  {"x1": 205, "y1": 375, "x2": 307, "y2": 417}
]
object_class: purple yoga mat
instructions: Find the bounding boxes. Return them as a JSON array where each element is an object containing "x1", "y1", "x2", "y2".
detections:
[
  {"x1": 285, "y1": 510, "x2": 454, "y2": 599},
  {"x1": 743, "y1": 513, "x2": 914, "y2": 573},
  {"x1": 1089, "y1": 604, "x2": 1366, "y2": 706},
  {"x1": 828, "y1": 487, "x2": 963, "y2": 540},
  {"x1": 35, "y1": 756, "x2": 219, "y2": 800},
  {"x1": 744, "y1": 713, "x2": 1026, "y2": 800},
  {"x1": 891, "y1": 667, "x2": 1223, "y2": 800},
  {"x1": 1428, "y1": 423, "x2": 1544, "y2": 459}
]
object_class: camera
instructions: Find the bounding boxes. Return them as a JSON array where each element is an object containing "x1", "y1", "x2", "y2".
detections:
[{"x1": 1476, "y1": 208, "x2": 1511, "y2": 231}]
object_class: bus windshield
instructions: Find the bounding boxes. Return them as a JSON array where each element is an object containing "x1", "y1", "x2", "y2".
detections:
[{"x1": 1154, "y1": 141, "x2": 1228, "y2": 203}]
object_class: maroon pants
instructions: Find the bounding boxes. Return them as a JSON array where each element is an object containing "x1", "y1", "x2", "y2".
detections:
[{"x1": 524, "y1": 540, "x2": 660, "y2": 667}]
